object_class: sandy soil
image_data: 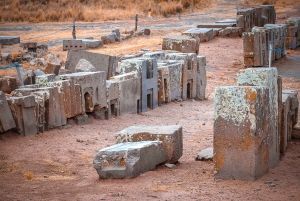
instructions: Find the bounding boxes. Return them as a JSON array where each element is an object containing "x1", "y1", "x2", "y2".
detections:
[{"x1": 0, "y1": 1, "x2": 300, "y2": 200}]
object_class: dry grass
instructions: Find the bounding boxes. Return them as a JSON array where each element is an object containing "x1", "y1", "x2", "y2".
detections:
[
  {"x1": 0, "y1": 0, "x2": 211, "y2": 22},
  {"x1": 0, "y1": 46, "x2": 2, "y2": 55},
  {"x1": 11, "y1": 49, "x2": 19, "y2": 60},
  {"x1": 24, "y1": 172, "x2": 34, "y2": 180}
]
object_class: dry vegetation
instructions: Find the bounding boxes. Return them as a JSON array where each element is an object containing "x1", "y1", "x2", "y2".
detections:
[{"x1": 0, "y1": 0, "x2": 212, "y2": 23}]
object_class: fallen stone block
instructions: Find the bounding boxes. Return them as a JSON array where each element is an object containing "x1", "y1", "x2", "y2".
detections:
[
  {"x1": 0, "y1": 76, "x2": 18, "y2": 94},
  {"x1": 44, "y1": 63, "x2": 61, "y2": 76},
  {"x1": 195, "y1": 147, "x2": 213, "y2": 161},
  {"x1": 162, "y1": 35, "x2": 199, "y2": 54},
  {"x1": 20, "y1": 42, "x2": 37, "y2": 52},
  {"x1": 215, "y1": 19, "x2": 237, "y2": 24},
  {"x1": 116, "y1": 125, "x2": 183, "y2": 163},
  {"x1": 65, "y1": 50, "x2": 117, "y2": 80},
  {"x1": 62, "y1": 39, "x2": 86, "y2": 51},
  {"x1": 282, "y1": 89, "x2": 299, "y2": 128},
  {"x1": 237, "y1": 67, "x2": 279, "y2": 169},
  {"x1": 281, "y1": 94, "x2": 291, "y2": 153},
  {"x1": 0, "y1": 91, "x2": 16, "y2": 133},
  {"x1": 112, "y1": 29, "x2": 121, "y2": 42},
  {"x1": 182, "y1": 28, "x2": 213, "y2": 42},
  {"x1": 219, "y1": 27, "x2": 243, "y2": 37},
  {"x1": 212, "y1": 28, "x2": 222, "y2": 37},
  {"x1": 196, "y1": 23, "x2": 235, "y2": 29},
  {"x1": 75, "y1": 58, "x2": 97, "y2": 72},
  {"x1": 101, "y1": 34, "x2": 116, "y2": 44},
  {"x1": 121, "y1": 34, "x2": 132, "y2": 40},
  {"x1": 292, "y1": 124, "x2": 300, "y2": 139},
  {"x1": 58, "y1": 69, "x2": 72, "y2": 75},
  {"x1": 214, "y1": 86, "x2": 270, "y2": 180},
  {"x1": 105, "y1": 80, "x2": 120, "y2": 119},
  {"x1": 0, "y1": 36, "x2": 20, "y2": 45},
  {"x1": 7, "y1": 95, "x2": 38, "y2": 136},
  {"x1": 196, "y1": 56, "x2": 207, "y2": 100},
  {"x1": 93, "y1": 141, "x2": 167, "y2": 178}
]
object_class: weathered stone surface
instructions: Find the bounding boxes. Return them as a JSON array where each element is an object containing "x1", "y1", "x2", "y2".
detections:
[
  {"x1": 0, "y1": 76, "x2": 18, "y2": 94},
  {"x1": 75, "y1": 114, "x2": 89, "y2": 125},
  {"x1": 101, "y1": 34, "x2": 116, "y2": 44},
  {"x1": 277, "y1": 76, "x2": 282, "y2": 152},
  {"x1": 214, "y1": 86, "x2": 270, "y2": 180},
  {"x1": 7, "y1": 95, "x2": 38, "y2": 136},
  {"x1": 93, "y1": 141, "x2": 167, "y2": 179},
  {"x1": 219, "y1": 27, "x2": 243, "y2": 37},
  {"x1": 65, "y1": 50, "x2": 116, "y2": 80},
  {"x1": 197, "y1": 23, "x2": 235, "y2": 29},
  {"x1": 281, "y1": 94, "x2": 291, "y2": 153},
  {"x1": 196, "y1": 55, "x2": 207, "y2": 100},
  {"x1": 282, "y1": 89, "x2": 298, "y2": 128},
  {"x1": 157, "y1": 62, "x2": 173, "y2": 104},
  {"x1": 215, "y1": 18, "x2": 237, "y2": 24},
  {"x1": 237, "y1": 67, "x2": 279, "y2": 169},
  {"x1": 110, "y1": 72, "x2": 141, "y2": 115},
  {"x1": 292, "y1": 124, "x2": 300, "y2": 139},
  {"x1": 116, "y1": 125, "x2": 182, "y2": 163},
  {"x1": 0, "y1": 36, "x2": 20, "y2": 45},
  {"x1": 182, "y1": 28, "x2": 213, "y2": 42},
  {"x1": 195, "y1": 147, "x2": 213, "y2": 161},
  {"x1": 44, "y1": 63, "x2": 61, "y2": 76},
  {"x1": 162, "y1": 35, "x2": 199, "y2": 54},
  {"x1": 0, "y1": 91, "x2": 16, "y2": 132},
  {"x1": 81, "y1": 39, "x2": 103, "y2": 49},
  {"x1": 58, "y1": 69, "x2": 72, "y2": 75},
  {"x1": 75, "y1": 59, "x2": 97, "y2": 72},
  {"x1": 112, "y1": 29, "x2": 121, "y2": 42},
  {"x1": 142, "y1": 51, "x2": 165, "y2": 60},
  {"x1": 62, "y1": 39, "x2": 86, "y2": 51},
  {"x1": 35, "y1": 74, "x2": 56, "y2": 84}
]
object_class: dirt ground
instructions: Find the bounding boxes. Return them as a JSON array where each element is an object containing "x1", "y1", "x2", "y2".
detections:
[{"x1": 1, "y1": 1, "x2": 300, "y2": 200}]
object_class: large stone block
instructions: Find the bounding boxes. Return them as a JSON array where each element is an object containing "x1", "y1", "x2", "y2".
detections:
[
  {"x1": 282, "y1": 90, "x2": 299, "y2": 128},
  {"x1": 182, "y1": 28, "x2": 213, "y2": 42},
  {"x1": 196, "y1": 56, "x2": 207, "y2": 100},
  {"x1": 0, "y1": 76, "x2": 18, "y2": 94},
  {"x1": 142, "y1": 51, "x2": 166, "y2": 60},
  {"x1": 281, "y1": 94, "x2": 291, "y2": 154},
  {"x1": 243, "y1": 31, "x2": 266, "y2": 67},
  {"x1": 62, "y1": 39, "x2": 86, "y2": 51},
  {"x1": 0, "y1": 91, "x2": 16, "y2": 132},
  {"x1": 214, "y1": 86, "x2": 270, "y2": 180},
  {"x1": 219, "y1": 27, "x2": 243, "y2": 38},
  {"x1": 65, "y1": 50, "x2": 116, "y2": 80},
  {"x1": 162, "y1": 35, "x2": 199, "y2": 54},
  {"x1": 7, "y1": 95, "x2": 38, "y2": 136},
  {"x1": 116, "y1": 125, "x2": 183, "y2": 163},
  {"x1": 105, "y1": 80, "x2": 120, "y2": 119},
  {"x1": 237, "y1": 67, "x2": 279, "y2": 169},
  {"x1": 93, "y1": 141, "x2": 167, "y2": 178},
  {"x1": 196, "y1": 23, "x2": 235, "y2": 29},
  {"x1": 0, "y1": 36, "x2": 20, "y2": 45}
]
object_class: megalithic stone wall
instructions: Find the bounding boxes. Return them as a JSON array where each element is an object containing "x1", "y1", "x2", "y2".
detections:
[
  {"x1": 237, "y1": 67, "x2": 279, "y2": 169},
  {"x1": 214, "y1": 86, "x2": 270, "y2": 180}
]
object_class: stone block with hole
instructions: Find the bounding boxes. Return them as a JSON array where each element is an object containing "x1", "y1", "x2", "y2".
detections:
[
  {"x1": 116, "y1": 125, "x2": 183, "y2": 163},
  {"x1": 94, "y1": 141, "x2": 167, "y2": 179},
  {"x1": 196, "y1": 55, "x2": 207, "y2": 100},
  {"x1": 63, "y1": 39, "x2": 86, "y2": 51}
]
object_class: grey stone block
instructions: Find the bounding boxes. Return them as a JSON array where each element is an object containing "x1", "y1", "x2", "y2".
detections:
[
  {"x1": 65, "y1": 50, "x2": 116, "y2": 80},
  {"x1": 0, "y1": 91, "x2": 16, "y2": 133},
  {"x1": 142, "y1": 51, "x2": 165, "y2": 60},
  {"x1": 75, "y1": 114, "x2": 89, "y2": 125},
  {"x1": 237, "y1": 67, "x2": 279, "y2": 169},
  {"x1": 81, "y1": 39, "x2": 103, "y2": 49},
  {"x1": 75, "y1": 59, "x2": 97, "y2": 72},
  {"x1": 196, "y1": 23, "x2": 235, "y2": 29},
  {"x1": 115, "y1": 125, "x2": 182, "y2": 163},
  {"x1": 219, "y1": 27, "x2": 243, "y2": 37},
  {"x1": 93, "y1": 141, "x2": 167, "y2": 179},
  {"x1": 214, "y1": 86, "x2": 270, "y2": 180},
  {"x1": 282, "y1": 89, "x2": 298, "y2": 128},
  {"x1": 162, "y1": 35, "x2": 199, "y2": 54},
  {"x1": 281, "y1": 94, "x2": 291, "y2": 153},
  {"x1": 182, "y1": 28, "x2": 213, "y2": 42},
  {"x1": 0, "y1": 36, "x2": 20, "y2": 45},
  {"x1": 195, "y1": 147, "x2": 213, "y2": 161},
  {"x1": 62, "y1": 39, "x2": 86, "y2": 51}
]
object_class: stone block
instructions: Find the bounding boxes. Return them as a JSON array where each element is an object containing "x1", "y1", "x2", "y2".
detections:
[
  {"x1": 7, "y1": 95, "x2": 38, "y2": 136},
  {"x1": 0, "y1": 76, "x2": 18, "y2": 94},
  {"x1": 62, "y1": 39, "x2": 86, "y2": 51},
  {"x1": 214, "y1": 86, "x2": 270, "y2": 180},
  {"x1": 116, "y1": 125, "x2": 183, "y2": 163},
  {"x1": 196, "y1": 56, "x2": 207, "y2": 100},
  {"x1": 237, "y1": 67, "x2": 279, "y2": 169},
  {"x1": 196, "y1": 23, "x2": 235, "y2": 29},
  {"x1": 285, "y1": 36, "x2": 297, "y2": 50},
  {"x1": 292, "y1": 125, "x2": 300, "y2": 139},
  {"x1": 243, "y1": 31, "x2": 266, "y2": 67},
  {"x1": 0, "y1": 91, "x2": 16, "y2": 132},
  {"x1": 215, "y1": 19, "x2": 237, "y2": 24},
  {"x1": 57, "y1": 71, "x2": 107, "y2": 113},
  {"x1": 93, "y1": 141, "x2": 167, "y2": 178},
  {"x1": 81, "y1": 39, "x2": 103, "y2": 49},
  {"x1": 281, "y1": 94, "x2": 291, "y2": 153},
  {"x1": 112, "y1": 29, "x2": 121, "y2": 41},
  {"x1": 212, "y1": 28, "x2": 222, "y2": 37},
  {"x1": 44, "y1": 63, "x2": 61, "y2": 76},
  {"x1": 260, "y1": 5, "x2": 276, "y2": 24},
  {"x1": 219, "y1": 27, "x2": 243, "y2": 38},
  {"x1": 65, "y1": 50, "x2": 117, "y2": 80},
  {"x1": 75, "y1": 59, "x2": 97, "y2": 73},
  {"x1": 162, "y1": 35, "x2": 199, "y2": 54},
  {"x1": 182, "y1": 28, "x2": 213, "y2": 42},
  {"x1": 101, "y1": 34, "x2": 116, "y2": 44},
  {"x1": 282, "y1": 90, "x2": 299, "y2": 128},
  {"x1": 31, "y1": 91, "x2": 48, "y2": 132},
  {"x1": 142, "y1": 51, "x2": 165, "y2": 60},
  {"x1": 110, "y1": 72, "x2": 141, "y2": 115},
  {"x1": 236, "y1": 15, "x2": 245, "y2": 31},
  {"x1": 195, "y1": 147, "x2": 213, "y2": 161},
  {"x1": 75, "y1": 114, "x2": 89, "y2": 125},
  {"x1": 105, "y1": 80, "x2": 120, "y2": 119},
  {"x1": 157, "y1": 64, "x2": 172, "y2": 104},
  {"x1": 0, "y1": 36, "x2": 20, "y2": 45}
]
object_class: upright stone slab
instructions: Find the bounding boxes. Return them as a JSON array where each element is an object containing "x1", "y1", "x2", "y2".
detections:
[
  {"x1": 243, "y1": 31, "x2": 266, "y2": 67},
  {"x1": 105, "y1": 80, "x2": 120, "y2": 119},
  {"x1": 281, "y1": 94, "x2": 291, "y2": 154},
  {"x1": 196, "y1": 56, "x2": 207, "y2": 100},
  {"x1": 116, "y1": 125, "x2": 183, "y2": 163},
  {"x1": 237, "y1": 67, "x2": 279, "y2": 169},
  {"x1": 0, "y1": 76, "x2": 18, "y2": 94},
  {"x1": 219, "y1": 27, "x2": 243, "y2": 38},
  {"x1": 282, "y1": 90, "x2": 299, "y2": 128},
  {"x1": 162, "y1": 35, "x2": 199, "y2": 54},
  {"x1": 93, "y1": 141, "x2": 167, "y2": 179},
  {"x1": 62, "y1": 39, "x2": 86, "y2": 51},
  {"x1": 7, "y1": 95, "x2": 38, "y2": 136},
  {"x1": 214, "y1": 86, "x2": 270, "y2": 180},
  {"x1": 142, "y1": 51, "x2": 166, "y2": 60},
  {"x1": 0, "y1": 91, "x2": 16, "y2": 133},
  {"x1": 65, "y1": 50, "x2": 117, "y2": 80},
  {"x1": 196, "y1": 23, "x2": 235, "y2": 29},
  {"x1": 182, "y1": 28, "x2": 213, "y2": 42},
  {"x1": 0, "y1": 36, "x2": 20, "y2": 45}
]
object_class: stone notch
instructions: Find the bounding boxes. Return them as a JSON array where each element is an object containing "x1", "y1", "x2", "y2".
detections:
[
  {"x1": 115, "y1": 125, "x2": 183, "y2": 163},
  {"x1": 162, "y1": 35, "x2": 199, "y2": 54},
  {"x1": 0, "y1": 91, "x2": 16, "y2": 133},
  {"x1": 93, "y1": 141, "x2": 167, "y2": 179},
  {"x1": 65, "y1": 50, "x2": 117, "y2": 80},
  {"x1": 237, "y1": 67, "x2": 279, "y2": 169},
  {"x1": 214, "y1": 86, "x2": 270, "y2": 180},
  {"x1": 7, "y1": 95, "x2": 38, "y2": 136}
]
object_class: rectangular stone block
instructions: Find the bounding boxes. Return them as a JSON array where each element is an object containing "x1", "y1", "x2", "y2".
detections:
[
  {"x1": 196, "y1": 56, "x2": 207, "y2": 100},
  {"x1": 142, "y1": 51, "x2": 165, "y2": 60},
  {"x1": 105, "y1": 80, "x2": 120, "y2": 119},
  {"x1": 182, "y1": 28, "x2": 213, "y2": 42},
  {"x1": 65, "y1": 50, "x2": 117, "y2": 80},
  {"x1": 162, "y1": 35, "x2": 199, "y2": 54},
  {"x1": 157, "y1": 62, "x2": 173, "y2": 104},
  {"x1": 282, "y1": 90, "x2": 299, "y2": 128},
  {"x1": 281, "y1": 94, "x2": 291, "y2": 154},
  {"x1": 237, "y1": 67, "x2": 279, "y2": 169},
  {"x1": 7, "y1": 95, "x2": 38, "y2": 136},
  {"x1": 110, "y1": 72, "x2": 141, "y2": 115},
  {"x1": 0, "y1": 91, "x2": 16, "y2": 132},
  {"x1": 93, "y1": 141, "x2": 167, "y2": 179},
  {"x1": 62, "y1": 39, "x2": 86, "y2": 51},
  {"x1": 285, "y1": 36, "x2": 297, "y2": 50},
  {"x1": 243, "y1": 31, "x2": 266, "y2": 67},
  {"x1": 219, "y1": 27, "x2": 243, "y2": 38},
  {"x1": 277, "y1": 76, "x2": 282, "y2": 152},
  {"x1": 115, "y1": 125, "x2": 183, "y2": 163},
  {"x1": 292, "y1": 125, "x2": 300, "y2": 139},
  {"x1": 0, "y1": 76, "x2": 18, "y2": 94},
  {"x1": 214, "y1": 86, "x2": 270, "y2": 180},
  {"x1": 0, "y1": 36, "x2": 20, "y2": 45},
  {"x1": 197, "y1": 23, "x2": 235, "y2": 29},
  {"x1": 81, "y1": 39, "x2": 103, "y2": 49}
]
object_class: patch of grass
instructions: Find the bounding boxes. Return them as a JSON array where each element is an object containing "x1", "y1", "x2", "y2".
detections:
[
  {"x1": 24, "y1": 172, "x2": 34, "y2": 180},
  {"x1": 11, "y1": 49, "x2": 19, "y2": 60}
]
